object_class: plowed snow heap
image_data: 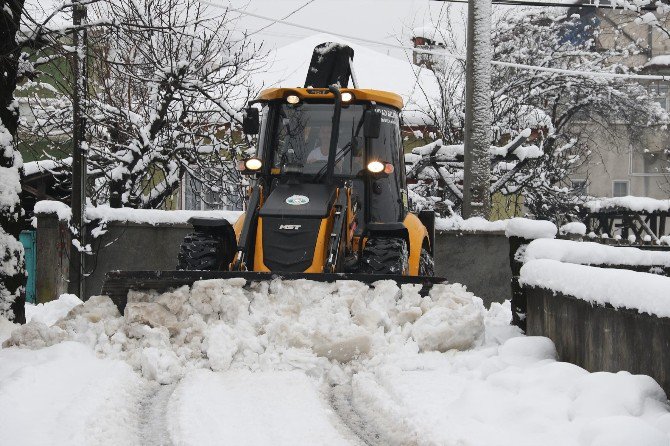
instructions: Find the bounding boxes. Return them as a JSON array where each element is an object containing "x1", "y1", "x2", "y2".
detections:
[{"x1": 5, "y1": 279, "x2": 485, "y2": 384}]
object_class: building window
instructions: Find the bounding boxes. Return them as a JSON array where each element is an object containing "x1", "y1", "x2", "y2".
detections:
[
  {"x1": 612, "y1": 180, "x2": 629, "y2": 197},
  {"x1": 571, "y1": 179, "x2": 587, "y2": 195}
]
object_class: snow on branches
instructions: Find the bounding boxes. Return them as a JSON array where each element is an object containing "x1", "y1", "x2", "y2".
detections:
[
  {"x1": 408, "y1": 8, "x2": 668, "y2": 221},
  {"x1": 19, "y1": 0, "x2": 263, "y2": 209}
]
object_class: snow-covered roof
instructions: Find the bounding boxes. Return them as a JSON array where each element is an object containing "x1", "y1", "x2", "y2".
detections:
[
  {"x1": 645, "y1": 55, "x2": 670, "y2": 68},
  {"x1": 250, "y1": 33, "x2": 439, "y2": 126},
  {"x1": 23, "y1": 158, "x2": 72, "y2": 177}
]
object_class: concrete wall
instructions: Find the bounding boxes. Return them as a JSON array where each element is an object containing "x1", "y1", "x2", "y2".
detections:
[
  {"x1": 83, "y1": 223, "x2": 191, "y2": 300},
  {"x1": 35, "y1": 214, "x2": 191, "y2": 301},
  {"x1": 36, "y1": 215, "x2": 70, "y2": 303},
  {"x1": 36, "y1": 215, "x2": 514, "y2": 307},
  {"x1": 526, "y1": 287, "x2": 670, "y2": 396},
  {"x1": 433, "y1": 231, "x2": 512, "y2": 308}
]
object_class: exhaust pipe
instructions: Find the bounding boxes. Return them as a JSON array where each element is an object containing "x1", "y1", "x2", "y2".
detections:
[{"x1": 326, "y1": 84, "x2": 342, "y2": 185}]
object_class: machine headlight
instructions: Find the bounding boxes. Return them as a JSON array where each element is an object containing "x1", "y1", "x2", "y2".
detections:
[
  {"x1": 341, "y1": 92, "x2": 353, "y2": 103},
  {"x1": 245, "y1": 158, "x2": 263, "y2": 171},
  {"x1": 286, "y1": 95, "x2": 300, "y2": 105},
  {"x1": 367, "y1": 161, "x2": 384, "y2": 173}
]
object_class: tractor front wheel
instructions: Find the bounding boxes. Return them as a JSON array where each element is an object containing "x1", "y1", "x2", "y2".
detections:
[
  {"x1": 177, "y1": 232, "x2": 229, "y2": 271},
  {"x1": 360, "y1": 237, "x2": 409, "y2": 275}
]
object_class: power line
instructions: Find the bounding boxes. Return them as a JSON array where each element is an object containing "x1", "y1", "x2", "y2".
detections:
[{"x1": 198, "y1": 0, "x2": 670, "y2": 81}]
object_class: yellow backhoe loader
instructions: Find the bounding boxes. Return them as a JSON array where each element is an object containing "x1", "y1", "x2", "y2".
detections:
[{"x1": 102, "y1": 43, "x2": 445, "y2": 311}]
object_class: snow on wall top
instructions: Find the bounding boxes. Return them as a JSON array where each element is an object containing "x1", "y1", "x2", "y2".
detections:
[
  {"x1": 520, "y1": 259, "x2": 670, "y2": 318},
  {"x1": 559, "y1": 222, "x2": 587, "y2": 236},
  {"x1": 505, "y1": 218, "x2": 557, "y2": 239},
  {"x1": 436, "y1": 216, "x2": 507, "y2": 233},
  {"x1": 584, "y1": 196, "x2": 670, "y2": 213},
  {"x1": 251, "y1": 33, "x2": 439, "y2": 126},
  {"x1": 436, "y1": 215, "x2": 556, "y2": 238},
  {"x1": 34, "y1": 200, "x2": 242, "y2": 225},
  {"x1": 524, "y1": 238, "x2": 670, "y2": 267}
]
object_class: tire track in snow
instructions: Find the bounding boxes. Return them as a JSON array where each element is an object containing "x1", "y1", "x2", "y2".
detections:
[{"x1": 138, "y1": 382, "x2": 176, "y2": 446}]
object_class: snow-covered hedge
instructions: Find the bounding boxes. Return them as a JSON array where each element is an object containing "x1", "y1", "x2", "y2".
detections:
[
  {"x1": 524, "y1": 239, "x2": 670, "y2": 267},
  {"x1": 520, "y1": 259, "x2": 670, "y2": 317},
  {"x1": 34, "y1": 200, "x2": 242, "y2": 226}
]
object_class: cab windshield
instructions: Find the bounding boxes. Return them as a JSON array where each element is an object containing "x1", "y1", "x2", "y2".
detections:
[{"x1": 271, "y1": 103, "x2": 365, "y2": 177}]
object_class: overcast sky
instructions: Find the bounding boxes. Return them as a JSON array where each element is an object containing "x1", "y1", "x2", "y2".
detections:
[{"x1": 226, "y1": 0, "x2": 469, "y2": 59}]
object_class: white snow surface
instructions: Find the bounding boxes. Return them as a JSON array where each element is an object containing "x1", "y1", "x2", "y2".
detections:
[
  {"x1": 525, "y1": 238, "x2": 670, "y2": 267},
  {"x1": 436, "y1": 216, "x2": 557, "y2": 238},
  {"x1": 33, "y1": 200, "x2": 242, "y2": 225},
  {"x1": 23, "y1": 157, "x2": 72, "y2": 176},
  {"x1": 25, "y1": 294, "x2": 83, "y2": 327},
  {"x1": 560, "y1": 221, "x2": 587, "y2": 236},
  {"x1": 520, "y1": 259, "x2": 670, "y2": 317},
  {"x1": 505, "y1": 217, "x2": 557, "y2": 239},
  {"x1": 436, "y1": 215, "x2": 507, "y2": 232},
  {"x1": 585, "y1": 196, "x2": 670, "y2": 213},
  {"x1": 3, "y1": 280, "x2": 670, "y2": 444}
]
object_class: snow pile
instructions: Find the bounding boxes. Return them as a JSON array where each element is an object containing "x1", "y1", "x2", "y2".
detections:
[
  {"x1": 525, "y1": 238, "x2": 670, "y2": 267},
  {"x1": 352, "y1": 335, "x2": 670, "y2": 446},
  {"x1": 520, "y1": 259, "x2": 670, "y2": 317},
  {"x1": 584, "y1": 196, "x2": 670, "y2": 213},
  {"x1": 559, "y1": 221, "x2": 587, "y2": 236},
  {"x1": 25, "y1": 294, "x2": 83, "y2": 326},
  {"x1": 505, "y1": 217, "x2": 557, "y2": 239},
  {"x1": 4, "y1": 279, "x2": 486, "y2": 384},
  {"x1": 34, "y1": 200, "x2": 242, "y2": 225}
]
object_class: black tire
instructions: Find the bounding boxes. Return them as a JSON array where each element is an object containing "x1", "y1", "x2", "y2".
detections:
[
  {"x1": 419, "y1": 248, "x2": 435, "y2": 277},
  {"x1": 360, "y1": 237, "x2": 409, "y2": 275},
  {"x1": 177, "y1": 232, "x2": 228, "y2": 271}
]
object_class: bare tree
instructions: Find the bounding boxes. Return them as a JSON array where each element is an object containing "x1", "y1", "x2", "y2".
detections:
[
  {"x1": 408, "y1": 8, "x2": 667, "y2": 221},
  {"x1": 19, "y1": 0, "x2": 263, "y2": 209}
]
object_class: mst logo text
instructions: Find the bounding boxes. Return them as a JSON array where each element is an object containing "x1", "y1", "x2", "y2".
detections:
[{"x1": 279, "y1": 224, "x2": 302, "y2": 230}]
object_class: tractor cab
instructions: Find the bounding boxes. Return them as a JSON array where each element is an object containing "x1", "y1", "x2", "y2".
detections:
[{"x1": 240, "y1": 87, "x2": 409, "y2": 232}]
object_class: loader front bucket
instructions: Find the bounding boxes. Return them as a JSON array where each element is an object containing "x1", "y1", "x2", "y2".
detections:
[{"x1": 101, "y1": 270, "x2": 448, "y2": 313}]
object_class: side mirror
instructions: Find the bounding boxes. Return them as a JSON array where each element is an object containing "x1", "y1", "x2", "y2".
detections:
[
  {"x1": 364, "y1": 110, "x2": 381, "y2": 139},
  {"x1": 242, "y1": 107, "x2": 259, "y2": 135}
]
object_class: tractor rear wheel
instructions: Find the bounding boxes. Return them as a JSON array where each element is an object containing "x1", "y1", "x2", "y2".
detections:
[
  {"x1": 419, "y1": 248, "x2": 435, "y2": 277},
  {"x1": 177, "y1": 233, "x2": 229, "y2": 271},
  {"x1": 360, "y1": 237, "x2": 409, "y2": 275}
]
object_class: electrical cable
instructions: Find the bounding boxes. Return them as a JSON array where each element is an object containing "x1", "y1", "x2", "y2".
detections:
[{"x1": 198, "y1": 0, "x2": 670, "y2": 81}]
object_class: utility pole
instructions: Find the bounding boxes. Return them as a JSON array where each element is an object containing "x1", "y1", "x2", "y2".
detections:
[
  {"x1": 68, "y1": 1, "x2": 88, "y2": 297},
  {"x1": 462, "y1": 0, "x2": 493, "y2": 218}
]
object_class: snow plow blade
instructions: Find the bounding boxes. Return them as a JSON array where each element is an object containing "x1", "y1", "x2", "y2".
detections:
[{"x1": 101, "y1": 270, "x2": 447, "y2": 313}]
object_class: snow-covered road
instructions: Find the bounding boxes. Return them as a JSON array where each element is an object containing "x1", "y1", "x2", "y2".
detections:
[{"x1": 2, "y1": 279, "x2": 670, "y2": 445}]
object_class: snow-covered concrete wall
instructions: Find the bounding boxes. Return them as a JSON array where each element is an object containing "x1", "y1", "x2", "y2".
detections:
[
  {"x1": 34, "y1": 205, "x2": 242, "y2": 302},
  {"x1": 524, "y1": 285, "x2": 670, "y2": 397}
]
